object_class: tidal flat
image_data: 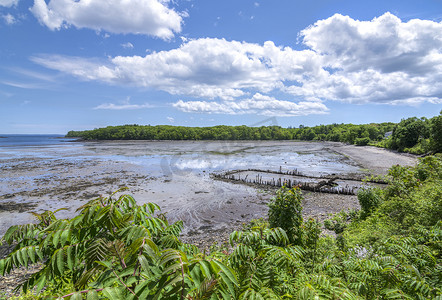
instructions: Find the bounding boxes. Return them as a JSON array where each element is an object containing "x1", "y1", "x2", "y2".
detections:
[{"x1": 0, "y1": 139, "x2": 417, "y2": 245}]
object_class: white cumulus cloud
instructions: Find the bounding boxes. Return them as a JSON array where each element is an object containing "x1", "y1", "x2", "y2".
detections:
[
  {"x1": 2, "y1": 13, "x2": 16, "y2": 24},
  {"x1": 31, "y1": 13, "x2": 442, "y2": 115},
  {"x1": 0, "y1": 0, "x2": 18, "y2": 7},
  {"x1": 30, "y1": 0, "x2": 184, "y2": 39},
  {"x1": 173, "y1": 93, "x2": 329, "y2": 116},
  {"x1": 31, "y1": 38, "x2": 319, "y2": 100},
  {"x1": 295, "y1": 12, "x2": 442, "y2": 104}
]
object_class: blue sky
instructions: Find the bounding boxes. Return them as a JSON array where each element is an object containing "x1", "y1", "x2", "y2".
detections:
[{"x1": 0, "y1": 0, "x2": 441, "y2": 134}]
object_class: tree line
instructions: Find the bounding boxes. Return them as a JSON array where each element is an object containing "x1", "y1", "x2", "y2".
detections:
[
  {"x1": 66, "y1": 112, "x2": 442, "y2": 154},
  {"x1": 66, "y1": 123, "x2": 396, "y2": 142}
]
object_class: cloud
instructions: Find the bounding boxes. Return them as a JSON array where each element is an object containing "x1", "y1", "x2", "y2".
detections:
[
  {"x1": 121, "y1": 42, "x2": 134, "y2": 49},
  {"x1": 2, "y1": 13, "x2": 16, "y2": 25},
  {"x1": 301, "y1": 12, "x2": 441, "y2": 74},
  {"x1": 0, "y1": 0, "x2": 18, "y2": 7},
  {"x1": 173, "y1": 93, "x2": 329, "y2": 116},
  {"x1": 32, "y1": 38, "x2": 319, "y2": 100},
  {"x1": 0, "y1": 68, "x2": 57, "y2": 91},
  {"x1": 94, "y1": 96, "x2": 153, "y2": 110},
  {"x1": 167, "y1": 117, "x2": 175, "y2": 123},
  {"x1": 31, "y1": 55, "x2": 116, "y2": 81},
  {"x1": 0, "y1": 80, "x2": 51, "y2": 89},
  {"x1": 30, "y1": 0, "x2": 184, "y2": 39},
  {"x1": 10, "y1": 67, "x2": 57, "y2": 82},
  {"x1": 94, "y1": 102, "x2": 153, "y2": 110},
  {"x1": 32, "y1": 13, "x2": 442, "y2": 113},
  {"x1": 295, "y1": 12, "x2": 442, "y2": 104}
]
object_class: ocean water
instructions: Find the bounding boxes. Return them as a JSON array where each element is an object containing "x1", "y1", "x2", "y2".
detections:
[{"x1": 0, "y1": 134, "x2": 75, "y2": 147}]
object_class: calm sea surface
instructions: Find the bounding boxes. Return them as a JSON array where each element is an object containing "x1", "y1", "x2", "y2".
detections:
[{"x1": 0, "y1": 134, "x2": 76, "y2": 147}]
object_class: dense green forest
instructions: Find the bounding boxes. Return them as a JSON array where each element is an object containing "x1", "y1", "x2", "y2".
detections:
[
  {"x1": 1, "y1": 156, "x2": 441, "y2": 299},
  {"x1": 66, "y1": 112, "x2": 442, "y2": 154}
]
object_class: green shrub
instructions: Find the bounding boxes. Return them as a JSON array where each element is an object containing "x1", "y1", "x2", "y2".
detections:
[
  {"x1": 374, "y1": 136, "x2": 394, "y2": 149},
  {"x1": 268, "y1": 186, "x2": 303, "y2": 244},
  {"x1": 404, "y1": 138, "x2": 431, "y2": 154},
  {"x1": 391, "y1": 117, "x2": 430, "y2": 151},
  {"x1": 431, "y1": 111, "x2": 442, "y2": 153},
  {"x1": 0, "y1": 189, "x2": 237, "y2": 299},
  {"x1": 414, "y1": 155, "x2": 442, "y2": 181},
  {"x1": 406, "y1": 183, "x2": 442, "y2": 227},
  {"x1": 354, "y1": 137, "x2": 370, "y2": 146},
  {"x1": 357, "y1": 187, "x2": 383, "y2": 218}
]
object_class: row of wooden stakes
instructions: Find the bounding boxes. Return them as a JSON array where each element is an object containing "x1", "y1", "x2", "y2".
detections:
[{"x1": 212, "y1": 170, "x2": 358, "y2": 195}]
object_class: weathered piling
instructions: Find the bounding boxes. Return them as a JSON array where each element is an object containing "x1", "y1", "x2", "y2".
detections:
[{"x1": 212, "y1": 166, "x2": 385, "y2": 195}]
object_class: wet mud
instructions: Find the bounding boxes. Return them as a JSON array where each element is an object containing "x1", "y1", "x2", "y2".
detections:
[{"x1": 0, "y1": 141, "x2": 417, "y2": 242}]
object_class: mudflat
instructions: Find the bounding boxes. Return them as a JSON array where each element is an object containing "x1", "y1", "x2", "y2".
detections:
[
  {"x1": 0, "y1": 140, "x2": 418, "y2": 295},
  {"x1": 0, "y1": 140, "x2": 417, "y2": 245}
]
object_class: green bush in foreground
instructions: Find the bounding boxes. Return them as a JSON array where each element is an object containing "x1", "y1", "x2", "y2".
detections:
[
  {"x1": 1, "y1": 157, "x2": 441, "y2": 299},
  {"x1": 0, "y1": 189, "x2": 236, "y2": 299},
  {"x1": 357, "y1": 187, "x2": 382, "y2": 219},
  {"x1": 268, "y1": 186, "x2": 303, "y2": 245}
]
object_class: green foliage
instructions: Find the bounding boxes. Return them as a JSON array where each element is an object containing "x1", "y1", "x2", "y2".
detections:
[
  {"x1": 66, "y1": 115, "x2": 442, "y2": 154},
  {"x1": 431, "y1": 111, "x2": 442, "y2": 153},
  {"x1": 66, "y1": 125, "x2": 295, "y2": 141},
  {"x1": 0, "y1": 188, "x2": 237, "y2": 299},
  {"x1": 378, "y1": 157, "x2": 442, "y2": 231},
  {"x1": 354, "y1": 137, "x2": 370, "y2": 146},
  {"x1": 346, "y1": 156, "x2": 442, "y2": 246},
  {"x1": 268, "y1": 186, "x2": 303, "y2": 245},
  {"x1": 391, "y1": 117, "x2": 430, "y2": 151},
  {"x1": 386, "y1": 114, "x2": 442, "y2": 154},
  {"x1": 2, "y1": 157, "x2": 442, "y2": 299},
  {"x1": 66, "y1": 123, "x2": 395, "y2": 145},
  {"x1": 324, "y1": 209, "x2": 358, "y2": 235},
  {"x1": 404, "y1": 138, "x2": 432, "y2": 155},
  {"x1": 357, "y1": 187, "x2": 383, "y2": 218}
]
